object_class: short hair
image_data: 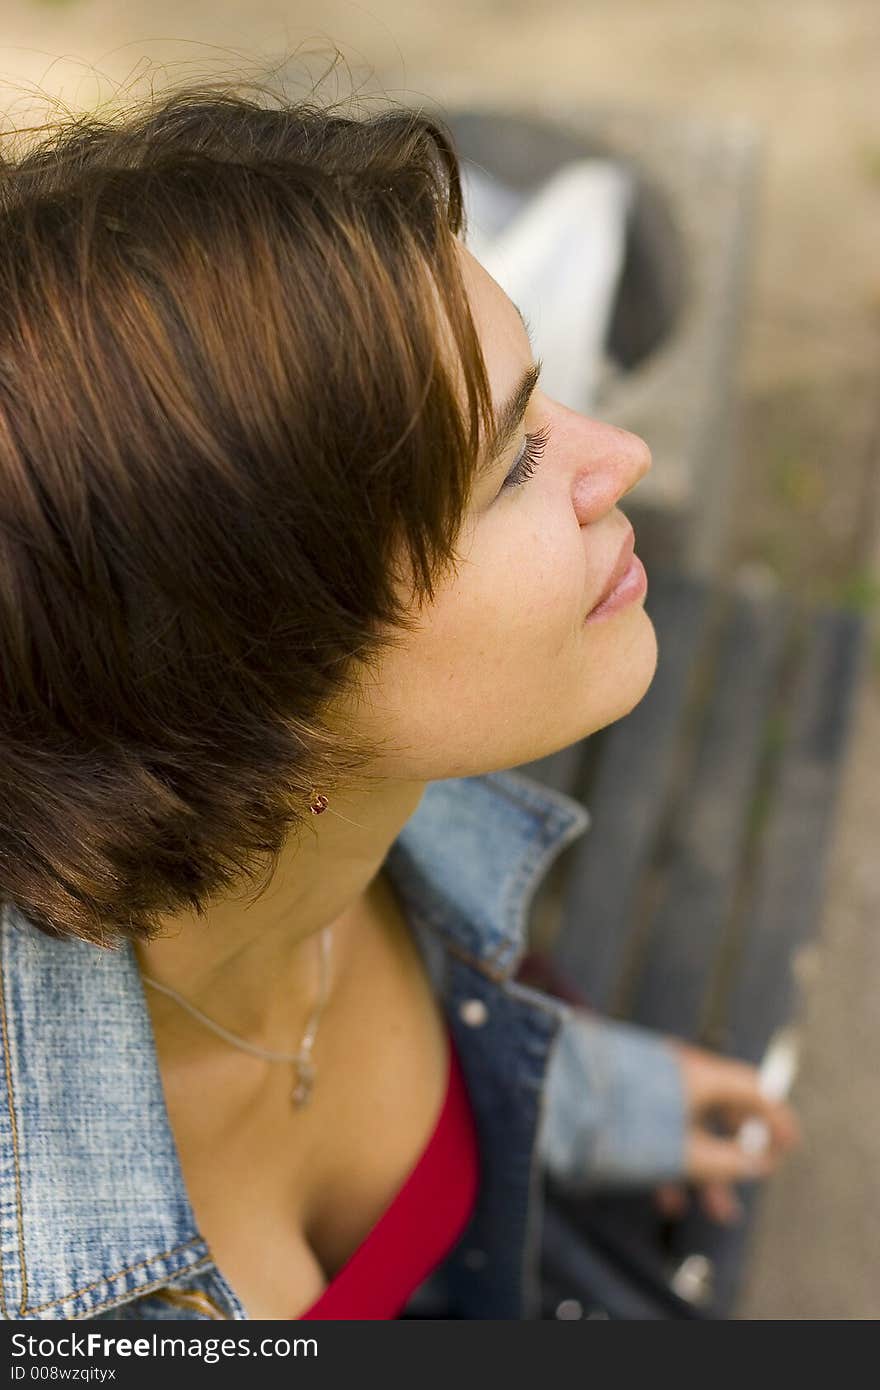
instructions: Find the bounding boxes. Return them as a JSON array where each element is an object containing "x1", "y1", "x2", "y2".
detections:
[{"x1": 0, "y1": 73, "x2": 494, "y2": 948}]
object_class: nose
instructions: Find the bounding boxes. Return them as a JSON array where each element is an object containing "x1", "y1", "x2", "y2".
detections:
[{"x1": 570, "y1": 421, "x2": 653, "y2": 518}]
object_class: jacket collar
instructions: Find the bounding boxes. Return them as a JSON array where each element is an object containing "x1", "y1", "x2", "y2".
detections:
[
  {"x1": 0, "y1": 770, "x2": 589, "y2": 1318},
  {"x1": 388, "y1": 768, "x2": 591, "y2": 981}
]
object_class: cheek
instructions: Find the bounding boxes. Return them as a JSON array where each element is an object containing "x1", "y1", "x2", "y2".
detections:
[
  {"x1": 432, "y1": 515, "x2": 586, "y2": 663},
  {"x1": 356, "y1": 509, "x2": 633, "y2": 779},
  {"x1": 498, "y1": 513, "x2": 586, "y2": 635}
]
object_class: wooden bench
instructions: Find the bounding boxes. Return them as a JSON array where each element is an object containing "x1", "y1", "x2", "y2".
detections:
[{"x1": 512, "y1": 565, "x2": 869, "y2": 1319}]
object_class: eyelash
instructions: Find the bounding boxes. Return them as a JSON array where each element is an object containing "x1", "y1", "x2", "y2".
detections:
[{"x1": 501, "y1": 423, "x2": 552, "y2": 492}]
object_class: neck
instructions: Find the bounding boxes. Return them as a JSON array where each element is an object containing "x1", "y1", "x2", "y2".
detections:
[{"x1": 132, "y1": 777, "x2": 426, "y2": 1059}]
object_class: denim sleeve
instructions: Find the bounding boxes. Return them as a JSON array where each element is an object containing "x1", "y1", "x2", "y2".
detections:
[{"x1": 539, "y1": 1005, "x2": 688, "y2": 1190}]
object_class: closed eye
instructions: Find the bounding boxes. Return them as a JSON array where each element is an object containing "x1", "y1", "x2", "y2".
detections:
[{"x1": 499, "y1": 423, "x2": 552, "y2": 494}]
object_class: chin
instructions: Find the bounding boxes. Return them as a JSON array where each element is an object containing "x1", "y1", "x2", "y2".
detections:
[
  {"x1": 492, "y1": 617, "x2": 656, "y2": 778},
  {"x1": 476, "y1": 618, "x2": 659, "y2": 777},
  {"x1": 580, "y1": 612, "x2": 659, "y2": 737},
  {"x1": 612, "y1": 614, "x2": 659, "y2": 721}
]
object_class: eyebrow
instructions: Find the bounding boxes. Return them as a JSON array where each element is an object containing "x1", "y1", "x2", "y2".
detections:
[{"x1": 477, "y1": 303, "x2": 544, "y2": 481}]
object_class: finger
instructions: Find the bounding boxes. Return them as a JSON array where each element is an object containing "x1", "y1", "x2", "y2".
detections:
[
  {"x1": 721, "y1": 1098, "x2": 801, "y2": 1156},
  {"x1": 690, "y1": 1058, "x2": 783, "y2": 1118},
  {"x1": 687, "y1": 1130, "x2": 774, "y2": 1185},
  {"x1": 697, "y1": 1181, "x2": 743, "y2": 1226},
  {"x1": 686, "y1": 1064, "x2": 802, "y2": 1150},
  {"x1": 672, "y1": 1050, "x2": 784, "y2": 1117},
  {"x1": 672, "y1": 1045, "x2": 801, "y2": 1163},
  {"x1": 674, "y1": 1046, "x2": 764, "y2": 1117},
  {"x1": 755, "y1": 1099, "x2": 801, "y2": 1152},
  {"x1": 654, "y1": 1183, "x2": 689, "y2": 1220}
]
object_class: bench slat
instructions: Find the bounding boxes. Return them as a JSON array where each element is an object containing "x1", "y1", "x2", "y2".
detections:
[
  {"x1": 719, "y1": 607, "x2": 868, "y2": 1064},
  {"x1": 627, "y1": 586, "x2": 791, "y2": 1038},
  {"x1": 548, "y1": 571, "x2": 711, "y2": 1011}
]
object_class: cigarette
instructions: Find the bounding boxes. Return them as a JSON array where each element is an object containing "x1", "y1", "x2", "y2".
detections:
[{"x1": 737, "y1": 1026, "x2": 800, "y2": 1158}]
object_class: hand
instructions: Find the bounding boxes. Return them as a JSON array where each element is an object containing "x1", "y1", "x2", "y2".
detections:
[{"x1": 654, "y1": 1039, "x2": 801, "y2": 1226}]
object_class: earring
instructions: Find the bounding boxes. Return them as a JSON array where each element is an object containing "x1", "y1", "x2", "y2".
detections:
[{"x1": 308, "y1": 789, "x2": 329, "y2": 815}]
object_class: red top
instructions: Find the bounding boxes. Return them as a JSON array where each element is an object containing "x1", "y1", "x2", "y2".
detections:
[{"x1": 298, "y1": 1029, "x2": 480, "y2": 1319}]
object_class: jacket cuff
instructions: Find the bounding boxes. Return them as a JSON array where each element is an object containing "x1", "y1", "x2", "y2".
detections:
[{"x1": 540, "y1": 1006, "x2": 688, "y2": 1190}]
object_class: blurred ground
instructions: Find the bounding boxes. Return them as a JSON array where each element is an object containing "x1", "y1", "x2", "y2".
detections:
[{"x1": 2, "y1": 0, "x2": 879, "y2": 1318}]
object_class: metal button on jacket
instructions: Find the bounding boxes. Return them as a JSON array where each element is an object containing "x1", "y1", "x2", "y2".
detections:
[
  {"x1": 555, "y1": 1298, "x2": 584, "y2": 1319},
  {"x1": 459, "y1": 998, "x2": 489, "y2": 1027}
]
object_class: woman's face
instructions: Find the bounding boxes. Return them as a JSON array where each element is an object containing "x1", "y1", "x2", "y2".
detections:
[{"x1": 353, "y1": 238, "x2": 658, "y2": 783}]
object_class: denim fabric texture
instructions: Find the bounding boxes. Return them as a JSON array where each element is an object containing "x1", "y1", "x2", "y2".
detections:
[{"x1": 0, "y1": 769, "x2": 686, "y2": 1321}]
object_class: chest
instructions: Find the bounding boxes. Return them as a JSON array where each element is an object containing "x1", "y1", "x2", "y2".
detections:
[{"x1": 150, "y1": 875, "x2": 451, "y2": 1320}]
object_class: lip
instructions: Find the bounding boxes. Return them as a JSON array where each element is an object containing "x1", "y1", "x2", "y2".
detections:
[
  {"x1": 587, "y1": 526, "x2": 636, "y2": 615},
  {"x1": 583, "y1": 525, "x2": 647, "y2": 624}
]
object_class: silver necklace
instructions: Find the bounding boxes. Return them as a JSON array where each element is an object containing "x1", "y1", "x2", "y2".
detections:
[{"x1": 140, "y1": 924, "x2": 332, "y2": 1109}]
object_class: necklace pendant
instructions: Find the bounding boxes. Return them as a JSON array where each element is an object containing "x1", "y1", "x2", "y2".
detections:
[{"x1": 291, "y1": 1056, "x2": 315, "y2": 1108}]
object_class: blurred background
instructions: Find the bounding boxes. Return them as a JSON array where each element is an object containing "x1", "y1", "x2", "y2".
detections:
[{"x1": 2, "y1": 1, "x2": 878, "y2": 1318}]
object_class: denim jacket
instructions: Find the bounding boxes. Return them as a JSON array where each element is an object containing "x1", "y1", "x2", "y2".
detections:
[{"x1": 0, "y1": 768, "x2": 686, "y2": 1322}]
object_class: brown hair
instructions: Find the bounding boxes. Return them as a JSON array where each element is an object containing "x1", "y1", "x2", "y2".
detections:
[{"x1": 0, "y1": 73, "x2": 495, "y2": 949}]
